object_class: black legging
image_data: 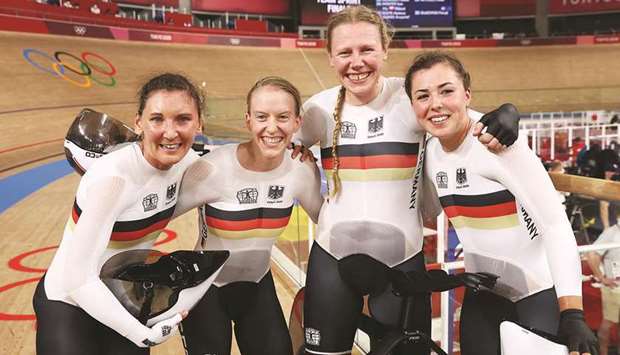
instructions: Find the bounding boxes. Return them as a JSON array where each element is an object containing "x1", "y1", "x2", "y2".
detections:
[
  {"x1": 460, "y1": 287, "x2": 560, "y2": 355},
  {"x1": 180, "y1": 271, "x2": 292, "y2": 355},
  {"x1": 303, "y1": 244, "x2": 431, "y2": 355},
  {"x1": 33, "y1": 276, "x2": 148, "y2": 355}
]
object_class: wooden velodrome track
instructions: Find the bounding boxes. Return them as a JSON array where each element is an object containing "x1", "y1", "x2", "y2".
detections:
[{"x1": 1, "y1": 29, "x2": 620, "y2": 354}]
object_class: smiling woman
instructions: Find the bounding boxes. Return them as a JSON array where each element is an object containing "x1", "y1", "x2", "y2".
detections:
[
  {"x1": 291, "y1": 5, "x2": 522, "y2": 355},
  {"x1": 32, "y1": 73, "x2": 206, "y2": 355},
  {"x1": 408, "y1": 51, "x2": 598, "y2": 355},
  {"x1": 170, "y1": 76, "x2": 323, "y2": 355}
]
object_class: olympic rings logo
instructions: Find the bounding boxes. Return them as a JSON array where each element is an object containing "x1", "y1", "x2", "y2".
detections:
[{"x1": 22, "y1": 48, "x2": 117, "y2": 88}]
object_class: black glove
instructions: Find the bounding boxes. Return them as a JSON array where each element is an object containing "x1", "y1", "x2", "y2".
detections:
[
  {"x1": 478, "y1": 103, "x2": 520, "y2": 146},
  {"x1": 558, "y1": 309, "x2": 599, "y2": 355},
  {"x1": 394, "y1": 269, "x2": 498, "y2": 293},
  {"x1": 455, "y1": 272, "x2": 498, "y2": 293}
]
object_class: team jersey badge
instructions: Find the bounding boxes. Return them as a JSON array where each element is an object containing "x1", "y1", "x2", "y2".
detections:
[{"x1": 237, "y1": 188, "x2": 258, "y2": 204}]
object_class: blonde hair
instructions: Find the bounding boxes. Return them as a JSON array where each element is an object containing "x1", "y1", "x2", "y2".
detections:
[
  {"x1": 246, "y1": 76, "x2": 302, "y2": 116},
  {"x1": 329, "y1": 86, "x2": 346, "y2": 198},
  {"x1": 326, "y1": 5, "x2": 392, "y2": 198},
  {"x1": 326, "y1": 5, "x2": 392, "y2": 54}
]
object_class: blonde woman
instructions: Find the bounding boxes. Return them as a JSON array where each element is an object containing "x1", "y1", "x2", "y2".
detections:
[{"x1": 173, "y1": 77, "x2": 323, "y2": 355}]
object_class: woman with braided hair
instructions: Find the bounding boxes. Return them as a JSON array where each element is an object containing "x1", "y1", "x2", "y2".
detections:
[{"x1": 292, "y1": 5, "x2": 521, "y2": 355}]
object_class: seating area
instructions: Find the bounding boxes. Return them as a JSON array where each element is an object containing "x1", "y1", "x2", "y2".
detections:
[{"x1": 0, "y1": 0, "x2": 296, "y2": 38}]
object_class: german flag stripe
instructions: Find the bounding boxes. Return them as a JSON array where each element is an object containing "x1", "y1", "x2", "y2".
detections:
[
  {"x1": 320, "y1": 142, "x2": 419, "y2": 158},
  {"x1": 449, "y1": 214, "x2": 520, "y2": 230},
  {"x1": 108, "y1": 230, "x2": 162, "y2": 249},
  {"x1": 72, "y1": 200, "x2": 174, "y2": 239},
  {"x1": 205, "y1": 215, "x2": 291, "y2": 232},
  {"x1": 110, "y1": 218, "x2": 171, "y2": 241},
  {"x1": 204, "y1": 205, "x2": 293, "y2": 221},
  {"x1": 325, "y1": 167, "x2": 414, "y2": 181},
  {"x1": 321, "y1": 154, "x2": 417, "y2": 170},
  {"x1": 443, "y1": 201, "x2": 517, "y2": 219},
  {"x1": 66, "y1": 216, "x2": 164, "y2": 246},
  {"x1": 206, "y1": 226, "x2": 286, "y2": 240},
  {"x1": 439, "y1": 190, "x2": 515, "y2": 208}
]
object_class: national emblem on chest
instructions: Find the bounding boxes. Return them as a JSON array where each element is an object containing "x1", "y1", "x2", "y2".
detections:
[
  {"x1": 434, "y1": 166, "x2": 474, "y2": 192},
  {"x1": 234, "y1": 183, "x2": 290, "y2": 206}
]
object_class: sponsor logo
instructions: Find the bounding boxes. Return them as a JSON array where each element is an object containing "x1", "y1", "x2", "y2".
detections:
[
  {"x1": 149, "y1": 33, "x2": 172, "y2": 41},
  {"x1": 268, "y1": 185, "x2": 284, "y2": 200},
  {"x1": 456, "y1": 168, "x2": 469, "y2": 188},
  {"x1": 305, "y1": 327, "x2": 321, "y2": 346},
  {"x1": 368, "y1": 116, "x2": 384, "y2": 137},
  {"x1": 440, "y1": 41, "x2": 462, "y2": 47},
  {"x1": 340, "y1": 121, "x2": 357, "y2": 139},
  {"x1": 296, "y1": 40, "x2": 321, "y2": 48},
  {"x1": 230, "y1": 38, "x2": 241, "y2": 45},
  {"x1": 142, "y1": 193, "x2": 158, "y2": 212},
  {"x1": 84, "y1": 151, "x2": 103, "y2": 159},
  {"x1": 73, "y1": 26, "x2": 87, "y2": 36},
  {"x1": 237, "y1": 188, "x2": 258, "y2": 204},
  {"x1": 436, "y1": 171, "x2": 448, "y2": 189}
]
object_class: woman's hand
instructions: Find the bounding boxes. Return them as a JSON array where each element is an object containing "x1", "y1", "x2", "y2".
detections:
[
  {"x1": 290, "y1": 142, "x2": 317, "y2": 162},
  {"x1": 473, "y1": 103, "x2": 520, "y2": 153},
  {"x1": 136, "y1": 311, "x2": 187, "y2": 347}
]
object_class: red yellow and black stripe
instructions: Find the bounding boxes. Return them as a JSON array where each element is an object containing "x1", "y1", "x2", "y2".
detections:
[
  {"x1": 439, "y1": 190, "x2": 519, "y2": 229},
  {"x1": 71, "y1": 200, "x2": 174, "y2": 246},
  {"x1": 204, "y1": 204, "x2": 293, "y2": 239},
  {"x1": 320, "y1": 142, "x2": 419, "y2": 181}
]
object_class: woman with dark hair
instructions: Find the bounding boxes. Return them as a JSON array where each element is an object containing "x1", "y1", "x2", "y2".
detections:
[
  {"x1": 33, "y1": 73, "x2": 204, "y2": 354},
  {"x1": 407, "y1": 50, "x2": 597, "y2": 355}
]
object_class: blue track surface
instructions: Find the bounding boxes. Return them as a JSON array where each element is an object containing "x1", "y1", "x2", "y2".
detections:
[{"x1": 0, "y1": 159, "x2": 73, "y2": 214}]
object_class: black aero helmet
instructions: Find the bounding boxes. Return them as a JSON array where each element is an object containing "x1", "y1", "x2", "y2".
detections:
[
  {"x1": 100, "y1": 249, "x2": 229, "y2": 326},
  {"x1": 64, "y1": 108, "x2": 139, "y2": 175}
]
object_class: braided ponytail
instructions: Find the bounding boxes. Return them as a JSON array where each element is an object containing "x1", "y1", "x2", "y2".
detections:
[{"x1": 330, "y1": 86, "x2": 347, "y2": 198}]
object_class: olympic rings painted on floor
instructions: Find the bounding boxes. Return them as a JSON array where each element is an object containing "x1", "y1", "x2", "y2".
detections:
[
  {"x1": 22, "y1": 48, "x2": 117, "y2": 89},
  {"x1": 0, "y1": 229, "x2": 177, "y2": 321}
]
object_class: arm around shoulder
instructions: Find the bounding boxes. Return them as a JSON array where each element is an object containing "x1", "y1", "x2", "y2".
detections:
[
  {"x1": 296, "y1": 159, "x2": 323, "y2": 224},
  {"x1": 173, "y1": 157, "x2": 217, "y2": 218}
]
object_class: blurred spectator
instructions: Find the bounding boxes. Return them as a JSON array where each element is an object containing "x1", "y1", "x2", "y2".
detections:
[
  {"x1": 90, "y1": 4, "x2": 101, "y2": 14},
  {"x1": 587, "y1": 223, "x2": 620, "y2": 355},
  {"x1": 611, "y1": 115, "x2": 619, "y2": 125},
  {"x1": 572, "y1": 137, "x2": 586, "y2": 165},
  {"x1": 578, "y1": 143, "x2": 603, "y2": 178}
]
